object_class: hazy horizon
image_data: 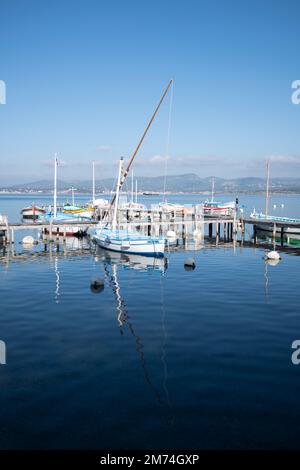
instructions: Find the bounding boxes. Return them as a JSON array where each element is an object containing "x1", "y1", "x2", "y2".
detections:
[{"x1": 1, "y1": 1, "x2": 300, "y2": 183}]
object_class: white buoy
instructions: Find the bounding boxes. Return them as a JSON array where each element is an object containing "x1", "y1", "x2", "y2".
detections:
[
  {"x1": 273, "y1": 204, "x2": 277, "y2": 209},
  {"x1": 281, "y1": 204, "x2": 284, "y2": 208},
  {"x1": 265, "y1": 250, "x2": 281, "y2": 261},
  {"x1": 193, "y1": 229, "x2": 202, "y2": 239},
  {"x1": 22, "y1": 235, "x2": 35, "y2": 245},
  {"x1": 266, "y1": 258, "x2": 280, "y2": 267},
  {"x1": 166, "y1": 230, "x2": 176, "y2": 238}
]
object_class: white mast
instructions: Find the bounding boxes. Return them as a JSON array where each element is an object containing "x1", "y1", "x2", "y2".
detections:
[
  {"x1": 71, "y1": 187, "x2": 75, "y2": 206},
  {"x1": 131, "y1": 170, "x2": 134, "y2": 204},
  {"x1": 265, "y1": 160, "x2": 270, "y2": 219},
  {"x1": 54, "y1": 153, "x2": 58, "y2": 218},
  {"x1": 112, "y1": 157, "x2": 123, "y2": 230},
  {"x1": 211, "y1": 177, "x2": 215, "y2": 203},
  {"x1": 135, "y1": 179, "x2": 138, "y2": 204},
  {"x1": 92, "y1": 161, "x2": 96, "y2": 203}
]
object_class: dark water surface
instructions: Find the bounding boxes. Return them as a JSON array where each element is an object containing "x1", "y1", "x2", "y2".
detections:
[
  {"x1": 1, "y1": 194, "x2": 300, "y2": 449},
  {"x1": 0, "y1": 241, "x2": 300, "y2": 449}
]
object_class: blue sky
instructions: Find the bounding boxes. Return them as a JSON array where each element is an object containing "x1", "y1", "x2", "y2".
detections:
[{"x1": 0, "y1": 0, "x2": 300, "y2": 184}]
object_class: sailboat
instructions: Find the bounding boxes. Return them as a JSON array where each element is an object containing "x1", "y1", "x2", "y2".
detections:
[
  {"x1": 250, "y1": 161, "x2": 300, "y2": 235},
  {"x1": 203, "y1": 177, "x2": 235, "y2": 216},
  {"x1": 92, "y1": 80, "x2": 173, "y2": 257},
  {"x1": 93, "y1": 158, "x2": 165, "y2": 256},
  {"x1": 41, "y1": 154, "x2": 92, "y2": 236}
]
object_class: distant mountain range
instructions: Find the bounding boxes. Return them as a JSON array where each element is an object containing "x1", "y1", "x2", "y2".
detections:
[{"x1": 2, "y1": 174, "x2": 300, "y2": 193}]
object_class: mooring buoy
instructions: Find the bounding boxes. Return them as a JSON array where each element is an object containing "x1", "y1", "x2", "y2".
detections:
[
  {"x1": 90, "y1": 278, "x2": 105, "y2": 294},
  {"x1": 266, "y1": 258, "x2": 280, "y2": 267},
  {"x1": 193, "y1": 229, "x2": 202, "y2": 239},
  {"x1": 22, "y1": 235, "x2": 35, "y2": 245},
  {"x1": 166, "y1": 230, "x2": 176, "y2": 238},
  {"x1": 265, "y1": 250, "x2": 281, "y2": 261},
  {"x1": 184, "y1": 258, "x2": 196, "y2": 271}
]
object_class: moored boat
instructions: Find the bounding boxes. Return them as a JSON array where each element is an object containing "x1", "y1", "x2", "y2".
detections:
[
  {"x1": 203, "y1": 177, "x2": 235, "y2": 216},
  {"x1": 21, "y1": 204, "x2": 46, "y2": 220},
  {"x1": 250, "y1": 210, "x2": 300, "y2": 235},
  {"x1": 93, "y1": 80, "x2": 172, "y2": 257},
  {"x1": 203, "y1": 200, "x2": 235, "y2": 217},
  {"x1": 93, "y1": 226, "x2": 164, "y2": 256},
  {"x1": 93, "y1": 158, "x2": 165, "y2": 256}
]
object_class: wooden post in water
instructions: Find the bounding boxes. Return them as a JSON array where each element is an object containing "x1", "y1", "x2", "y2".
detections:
[
  {"x1": 272, "y1": 223, "x2": 276, "y2": 240},
  {"x1": 147, "y1": 211, "x2": 151, "y2": 236},
  {"x1": 6, "y1": 225, "x2": 10, "y2": 244},
  {"x1": 253, "y1": 224, "x2": 257, "y2": 244},
  {"x1": 209, "y1": 223, "x2": 213, "y2": 238},
  {"x1": 280, "y1": 226, "x2": 284, "y2": 247},
  {"x1": 11, "y1": 228, "x2": 14, "y2": 245}
]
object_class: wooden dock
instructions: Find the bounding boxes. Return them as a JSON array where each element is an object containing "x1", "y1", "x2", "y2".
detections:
[
  {"x1": 243, "y1": 217, "x2": 300, "y2": 245},
  {"x1": 0, "y1": 206, "x2": 238, "y2": 245}
]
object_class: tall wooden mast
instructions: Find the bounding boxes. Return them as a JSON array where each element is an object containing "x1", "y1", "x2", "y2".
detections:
[{"x1": 109, "y1": 79, "x2": 173, "y2": 209}]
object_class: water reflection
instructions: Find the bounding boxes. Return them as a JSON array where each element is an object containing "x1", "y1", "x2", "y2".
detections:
[
  {"x1": 54, "y1": 256, "x2": 60, "y2": 304},
  {"x1": 98, "y1": 249, "x2": 173, "y2": 418},
  {"x1": 97, "y1": 247, "x2": 168, "y2": 274}
]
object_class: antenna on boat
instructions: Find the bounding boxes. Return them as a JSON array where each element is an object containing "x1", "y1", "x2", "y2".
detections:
[
  {"x1": 92, "y1": 161, "x2": 96, "y2": 204},
  {"x1": 109, "y1": 79, "x2": 173, "y2": 209}
]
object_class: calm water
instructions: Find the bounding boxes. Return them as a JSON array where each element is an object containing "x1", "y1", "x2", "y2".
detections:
[{"x1": 0, "y1": 195, "x2": 300, "y2": 449}]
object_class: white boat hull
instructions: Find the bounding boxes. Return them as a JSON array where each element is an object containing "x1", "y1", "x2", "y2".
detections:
[
  {"x1": 93, "y1": 228, "x2": 164, "y2": 257},
  {"x1": 255, "y1": 224, "x2": 300, "y2": 236}
]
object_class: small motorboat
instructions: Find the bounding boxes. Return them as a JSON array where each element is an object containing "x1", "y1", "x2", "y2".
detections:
[{"x1": 21, "y1": 204, "x2": 46, "y2": 220}]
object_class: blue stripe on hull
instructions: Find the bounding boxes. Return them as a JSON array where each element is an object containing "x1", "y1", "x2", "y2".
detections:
[{"x1": 99, "y1": 244, "x2": 164, "y2": 257}]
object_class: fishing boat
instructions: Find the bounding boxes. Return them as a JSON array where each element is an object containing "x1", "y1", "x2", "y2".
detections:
[
  {"x1": 21, "y1": 204, "x2": 46, "y2": 220},
  {"x1": 93, "y1": 159, "x2": 165, "y2": 256},
  {"x1": 203, "y1": 177, "x2": 235, "y2": 216},
  {"x1": 63, "y1": 187, "x2": 94, "y2": 217},
  {"x1": 44, "y1": 224, "x2": 88, "y2": 237},
  {"x1": 39, "y1": 155, "x2": 91, "y2": 237},
  {"x1": 203, "y1": 200, "x2": 235, "y2": 216},
  {"x1": 93, "y1": 80, "x2": 173, "y2": 257}
]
